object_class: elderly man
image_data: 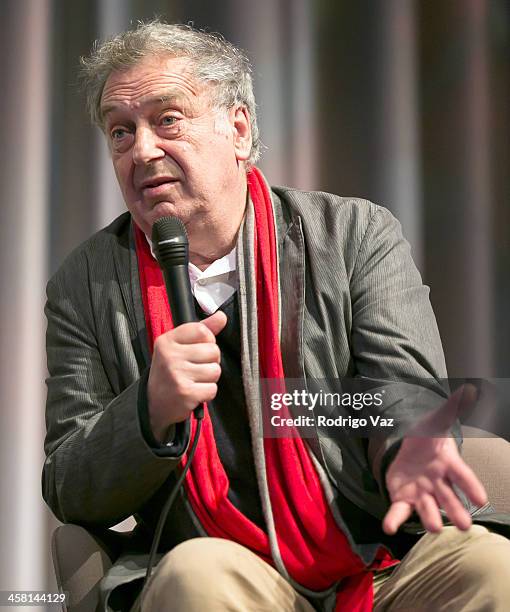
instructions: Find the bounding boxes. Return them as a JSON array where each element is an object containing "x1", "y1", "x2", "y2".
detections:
[{"x1": 43, "y1": 20, "x2": 510, "y2": 612}]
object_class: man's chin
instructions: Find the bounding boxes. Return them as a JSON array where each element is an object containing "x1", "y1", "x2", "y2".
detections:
[
  {"x1": 150, "y1": 201, "x2": 192, "y2": 227},
  {"x1": 150, "y1": 200, "x2": 181, "y2": 217}
]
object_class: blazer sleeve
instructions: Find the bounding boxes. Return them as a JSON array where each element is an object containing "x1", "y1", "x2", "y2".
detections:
[
  {"x1": 348, "y1": 206, "x2": 453, "y2": 494},
  {"x1": 43, "y1": 248, "x2": 187, "y2": 527}
]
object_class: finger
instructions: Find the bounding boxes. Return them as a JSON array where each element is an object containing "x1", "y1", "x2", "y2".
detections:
[
  {"x1": 415, "y1": 493, "x2": 443, "y2": 532},
  {"x1": 383, "y1": 501, "x2": 412, "y2": 535},
  {"x1": 180, "y1": 343, "x2": 221, "y2": 364},
  {"x1": 457, "y1": 383, "x2": 479, "y2": 413},
  {"x1": 185, "y1": 361, "x2": 222, "y2": 383},
  {"x1": 202, "y1": 311, "x2": 228, "y2": 336},
  {"x1": 434, "y1": 479, "x2": 472, "y2": 531},
  {"x1": 190, "y1": 382, "x2": 219, "y2": 404},
  {"x1": 446, "y1": 459, "x2": 488, "y2": 507},
  {"x1": 169, "y1": 321, "x2": 217, "y2": 344}
]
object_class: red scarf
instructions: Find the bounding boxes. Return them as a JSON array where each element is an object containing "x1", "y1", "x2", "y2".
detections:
[{"x1": 134, "y1": 167, "x2": 397, "y2": 611}]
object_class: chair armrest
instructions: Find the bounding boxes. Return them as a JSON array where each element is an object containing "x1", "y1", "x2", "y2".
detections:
[
  {"x1": 461, "y1": 426, "x2": 510, "y2": 514},
  {"x1": 51, "y1": 524, "x2": 129, "y2": 612}
]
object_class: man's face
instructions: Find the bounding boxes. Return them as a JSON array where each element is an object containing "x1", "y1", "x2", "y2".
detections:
[{"x1": 100, "y1": 54, "x2": 251, "y2": 236}]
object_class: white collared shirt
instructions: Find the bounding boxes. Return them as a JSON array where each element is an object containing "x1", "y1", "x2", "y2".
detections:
[{"x1": 146, "y1": 236, "x2": 237, "y2": 314}]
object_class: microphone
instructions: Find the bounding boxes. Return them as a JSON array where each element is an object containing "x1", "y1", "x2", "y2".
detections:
[
  {"x1": 152, "y1": 216, "x2": 197, "y2": 326},
  {"x1": 143, "y1": 217, "x2": 205, "y2": 588},
  {"x1": 152, "y1": 216, "x2": 203, "y2": 419}
]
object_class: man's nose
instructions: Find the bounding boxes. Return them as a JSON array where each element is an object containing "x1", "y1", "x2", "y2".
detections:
[{"x1": 132, "y1": 126, "x2": 165, "y2": 165}]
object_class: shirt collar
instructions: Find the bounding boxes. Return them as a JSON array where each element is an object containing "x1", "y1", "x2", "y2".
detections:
[{"x1": 145, "y1": 234, "x2": 237, "y2": 314}]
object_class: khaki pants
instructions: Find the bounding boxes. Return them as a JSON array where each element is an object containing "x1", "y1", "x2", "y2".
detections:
[{"x1": 136, "y1": 526, "x2": 510, "y2": 611}]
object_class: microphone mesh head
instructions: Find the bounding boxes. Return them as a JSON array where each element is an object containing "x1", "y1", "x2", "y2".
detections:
[
  {"x1": 151, "y1": 217, "x2": 189, "y2": 266},
  {"x1": 152, "y1": 216, "x2": 187, "y2": 243}
]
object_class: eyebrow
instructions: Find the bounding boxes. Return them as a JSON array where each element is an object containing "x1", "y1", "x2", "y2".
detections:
[{"x1": 101, "y1": 92, "x2": 188, "y2": 120}]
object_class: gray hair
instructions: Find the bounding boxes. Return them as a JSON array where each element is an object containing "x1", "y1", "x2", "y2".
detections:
[{"x1": 80, "y1": 20, "x2": 260, "y2": 164}]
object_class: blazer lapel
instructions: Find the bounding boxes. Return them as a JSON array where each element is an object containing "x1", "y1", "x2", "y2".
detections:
[
  {"x1": 278, "y1": 214, "x2": 306, "y2": 380},
  {"x1": 111, "y1": 218, "x2": 150, "y2": 371},
  {"x1": 272, "y1": 191, "x2": 331, "y2": 477}
]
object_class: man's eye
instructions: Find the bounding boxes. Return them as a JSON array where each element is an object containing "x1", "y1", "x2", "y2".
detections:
[
  {"x1": 111, "y1": 128, "x2": 128, "y2": 140},
  {"x1": 161, "y1": 116, "x2": 177, "y2": 127}
]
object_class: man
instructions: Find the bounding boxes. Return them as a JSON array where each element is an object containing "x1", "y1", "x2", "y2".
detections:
[{"x1": 43, "y1": 20, "x2": 510, "y2": 612}]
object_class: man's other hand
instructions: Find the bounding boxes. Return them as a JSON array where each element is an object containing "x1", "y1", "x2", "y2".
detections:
[
  {"x1": 382, "y1": 385, "x2": 488, "y2": 535},
  {"x1": 147, "y1": 310, "x2": 227, "y2": 442}
]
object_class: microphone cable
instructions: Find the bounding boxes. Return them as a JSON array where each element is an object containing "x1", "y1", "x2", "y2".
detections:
[
  {"x1": 140, "y1": 216, "x2": 207, "y2": 597},
  {"x1": 141, "y1": 409, "x2": 203, "y2": 592}
]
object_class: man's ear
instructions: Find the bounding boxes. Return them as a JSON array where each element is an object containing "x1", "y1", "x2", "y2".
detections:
[{"x1": 232, "y1": 106, "x2": 252, "y2": 161}]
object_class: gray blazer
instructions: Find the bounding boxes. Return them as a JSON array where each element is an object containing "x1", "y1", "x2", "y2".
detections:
[{"x1": 43, "y1": 187, "x2": 505, "y2": 609}]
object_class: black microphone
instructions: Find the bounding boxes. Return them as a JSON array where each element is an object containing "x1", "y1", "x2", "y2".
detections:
[
  {"x1": 143, "y1": 217, "x2": 205, "y2": 590},
  {"x1": 152, "y1": 216, "x2": 197, "y2": 326},
  {"x1": 151, "y1": 216, "x2": 203, "y2": 418}
]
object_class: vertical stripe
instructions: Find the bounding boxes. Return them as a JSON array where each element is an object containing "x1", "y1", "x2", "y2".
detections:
[
  {"x1": 0, "y1": 0, "x2": 50, "y2": 592},
  {"x1": 373, "y1": 0, "x2": 423, "y2": 268},
  {"x1": 94, "y1": 0, "x2": 131, "y2": 231}
]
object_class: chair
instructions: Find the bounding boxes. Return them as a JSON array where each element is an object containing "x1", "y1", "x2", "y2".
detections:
[
  {"x1": 51, "y1": 524, "x2": 130, "y2": 612},
  {"x1": 51, "y1": 430, "x2": 510, "y2": 611}
]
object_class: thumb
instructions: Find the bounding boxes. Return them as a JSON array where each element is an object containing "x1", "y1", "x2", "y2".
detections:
[
  {"x1": 411, "y1": 383, "x2": 478, "y2": 437},
  {"x1": 202, "y1": 310, "x2": 227, "y2": 337}
]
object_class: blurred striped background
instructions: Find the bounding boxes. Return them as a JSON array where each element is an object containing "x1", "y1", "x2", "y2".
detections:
[{"x1": 0, "y1": 0, "x2": 508, "y2": 600}]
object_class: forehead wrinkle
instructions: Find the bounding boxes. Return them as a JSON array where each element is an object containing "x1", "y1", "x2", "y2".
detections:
[
  {"x1": 102, "y1": 88, "x2": 197, "y2": 116},
  {"x1": 102, "y1": 90, "x2": 193, "y2": 118},
  {"x1": 101, "y1": 62, "x2": 201, "y2": 104}
]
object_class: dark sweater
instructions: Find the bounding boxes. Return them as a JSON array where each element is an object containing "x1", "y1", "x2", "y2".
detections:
[{"x1": 138, "y1": 290, "x2": 265, "y2": 531}]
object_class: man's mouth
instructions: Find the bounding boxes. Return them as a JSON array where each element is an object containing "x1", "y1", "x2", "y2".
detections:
[{"x1": 140, "y1": 177, "x2": 179, "y2": 197}]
